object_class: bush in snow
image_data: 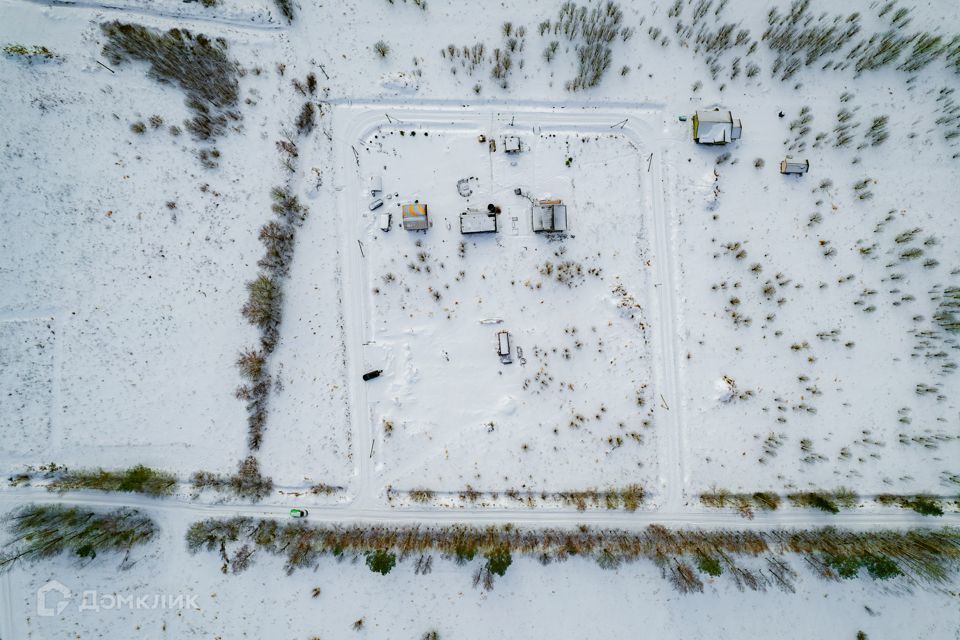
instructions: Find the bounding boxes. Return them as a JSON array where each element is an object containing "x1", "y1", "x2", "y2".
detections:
[
  {"x1": 295, "y1": 102, "x2": 316, "y2": 135},
  {"x1": 365, "y1": 549, "x2": 397, "y2": 575},
  {"x1": 191, "y1": 456, "x2": 274, "y2": 501},
  {"x1": 273, "y1": 0, "x2": 295, "y2": 23}
]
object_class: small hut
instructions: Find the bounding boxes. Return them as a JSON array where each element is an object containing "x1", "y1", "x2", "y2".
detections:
[
  {"x1": 460, "y1": 210, "x2": 498, "y2": 234},
  {"x1": 503, "y1": 135, "x2": 521, "y2": 154},
  {"x1": 402, "y1": 203, "x2": 429, "y2": 231},
  {"x1": 779, "y1": 159, "x2": 809, "y2": 175},
  {"x1": 692, "y1": 110, "x2": 742, "y2": 145}
]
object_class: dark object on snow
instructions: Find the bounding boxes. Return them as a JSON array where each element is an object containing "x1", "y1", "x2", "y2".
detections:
[
  {"x1": 496, "y1": 330, "x2": 512, "y2": 364},
  {"x1": 778, "y1": 111, "x2": 785, "y2": 118},
  {"x1": 362, "y1": 370, "x2": 382, "y2": 381},
  {"x1": 514, "y1": 187, "x2": 522, "y2": 195}
]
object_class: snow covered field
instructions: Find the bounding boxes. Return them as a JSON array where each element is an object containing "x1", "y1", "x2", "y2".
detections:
[
  {"x1": 3, "y1": 0, "x2": 960, "y2": 636},
  {"x1": 333, "y1": 106, "x2": 664, "y2": 498}
]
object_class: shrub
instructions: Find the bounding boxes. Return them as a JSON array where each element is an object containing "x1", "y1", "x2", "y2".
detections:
[
  {"x1": 101, "y1": 22, "x2": 239, "y2": 142},
  {"x1": 620, "y1": 484, "x2": 644, "y2": 511},
  {"x1": 257, "y1": 222, "x2": 296, "y2": 277},
  {"x1": 409, "y1": 488, "x2": 434, "y2": 503},
  {"x1": 0, "y1": 504, "x2": 155, "y2": 569},
  {"x1": 696, "y1": 553, "x2": 723, "y2": 576},
  {"x1": 295, "y1": 102, "x2": 315, "y2": 135},
  {"x1": 2, "y1": 43, "x2": 58, "y2": 60},
  {"x1": 824, "y1": 554, "x2": 903, "y2": 580},
  {"x1": 237, "y1": 349, "x2": 267, "y2": 382},
  {"x1": 48, "y1": 465, "x2": 176, "y2": 496},
  {"x1": 788, "y1": 490, "x2": 857, "y2": 514},
  {"x1": 270, "y1": 186, "x2": 308, "y2": 226},
  {"x1": 191, "y1": 456, "x2": 274, "y2": 501},
  {"x1": 374, "y1": 40, "x2": 390, "y2": 58},
  {"x1": 878, "y1": 494, "x2": 944, "y2": 517},
  {"x1": 484, "y1": 548, "x2": 512, "y2": 576},
  {"x1": 365, "y1": 549, "x2": 397, "y2": 575},
  {"x1": 274, "y1": 0, "x2": 295, "y2": 23},
  {"x1": 241, "y1": 274, "x2": 282, "y2": 332},
  {"x1": 130, "y1": 121, "x2": 147, "y2": 134},
  {"x1": 903, "y1": 495, "x2": 944, "y2": 517}
]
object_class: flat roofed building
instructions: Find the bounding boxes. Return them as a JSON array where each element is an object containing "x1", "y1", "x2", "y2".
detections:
[
  {"x1": 402, "y1": 202, "x2": 429, "y2": 230},
  {"x1": 460, "y1": 210, "x2": 498, "y2": 234},
  {"x1": 692, "y1": 110, "x2": 742, "y2": 145},
  {"x1": 532, "y1": 200, "x2": 567, "y2": 233}
]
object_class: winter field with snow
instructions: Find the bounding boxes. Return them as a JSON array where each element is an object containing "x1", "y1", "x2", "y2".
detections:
[{"x1": 1, "y1": 0, "x2": 960, "y2": 637}]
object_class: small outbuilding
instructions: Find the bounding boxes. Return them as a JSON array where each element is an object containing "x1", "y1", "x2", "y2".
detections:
[
  {"x1": 692, "y1": 110, "x2": 742, "y2": 145},
  {"x1": 503, "y1": 135, "x2": 521, "y2": 154},
  {"x1": 460, "y1": 210, "x2": 498, "y2": 234},
  {"x1": 369, "y1": 175, "x2": 383, "y2": 196},
  {"x1": 496, "y1": 330, "x2": 512, "y2": 364},
  {"x1": 531, "y1": 200, "x2": 568, "y2": 233},
  {"x1": 779, "y1": 158, "x2": 809, "y2": 175},
  {"x1": 401, "y1": 202, "x2": 429, "y2": 231}
]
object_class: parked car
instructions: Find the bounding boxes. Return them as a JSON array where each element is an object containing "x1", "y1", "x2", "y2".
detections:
[
  {"x1": 290, "y1": 508, "x2": 308, "y2": 518},
  {"x1": 369, "y1": 198, "x2": 384, "y2": 211},
  {"x1": 379, "y1": 212, "x2": 392, "y2": 231},
  {"x1": 362, "y1": 369, "x2": 382, "y2": 381}
]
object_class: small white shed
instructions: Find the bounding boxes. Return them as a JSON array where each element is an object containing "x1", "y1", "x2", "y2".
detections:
[
  {"x1": 503, "y1": 135, "x2": 521, "y2": 154},
  {"x1": 460, "y1": 210, "x2": 498, "y2": 234},
  {"x1": 369, "y1": 175, "x2": 383, "y2": 196},
  {"x1": 496, "y1": 330, "x2": 512, "y2": 364}
]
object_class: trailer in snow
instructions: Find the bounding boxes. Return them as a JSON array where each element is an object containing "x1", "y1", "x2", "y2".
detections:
[
  {"x1": 779, "y1": 158, "x2": 809, "y2": 175},
  {"x1": 460, "y1": 210, "x2": 498, "y2": 234},
  {"x1": 496, "y1": 330, "x2": 512, "y2": 364},
  {"x1": 369, "y1": 175, "x2": 383, "y2": 196}
]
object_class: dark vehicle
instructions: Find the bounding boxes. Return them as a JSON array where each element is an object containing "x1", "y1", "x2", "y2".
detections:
[{"x1": 362, "y1": 369, "x2": 382, "y2": 381}]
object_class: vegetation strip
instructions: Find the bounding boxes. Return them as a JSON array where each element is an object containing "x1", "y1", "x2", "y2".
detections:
[
  {"x1": 47, "y1": 465, "x2": 177, "y2": 497},
  {"x1": 187, "y1": 518, "x2": 960, "y2": 592},
  {"x1": 0, "y1": 505, "x2": 156, "y2": 570}
]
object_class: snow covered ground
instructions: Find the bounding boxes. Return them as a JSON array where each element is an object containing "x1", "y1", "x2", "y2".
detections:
[
  {"x1": 3, "y1": 0, "x2": 960, "y2": 635},
  {"x1": 334, "y1": 106, "x2": 663, "y2": 498}
]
